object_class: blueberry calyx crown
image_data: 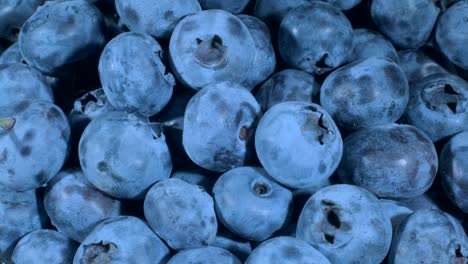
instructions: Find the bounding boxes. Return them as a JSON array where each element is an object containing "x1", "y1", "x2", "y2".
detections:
[{"x1": 194, "y1": 34, "x2": 228, "y2": 70}]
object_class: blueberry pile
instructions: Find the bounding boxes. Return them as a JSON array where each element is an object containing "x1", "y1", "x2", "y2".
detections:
[{"x1": 1, "y1": 0, "x2": 468, "y2": 263}]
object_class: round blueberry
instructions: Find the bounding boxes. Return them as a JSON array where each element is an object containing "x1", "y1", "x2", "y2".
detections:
[{"x1": 348, "y1": 28, "x2": 398, "y2": 62}]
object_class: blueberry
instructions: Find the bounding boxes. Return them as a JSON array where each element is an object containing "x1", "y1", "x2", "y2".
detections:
[
  {"x1": 278, "y1": 2, "x2": 353, "y2": 75},
  {"x1": 73, "y1": 216, "x2": 170, "y2": 264},
  {"x1": 182, "y1": 81, "x2": 261, "y2": 172},
  {"x1": 210, "y1": 226, "x2": 252, "y2": 262},
  {"x1": 255, "y1": 102, "x2": 343, "y2": 189},
  {"x1": 0, "y1": 63, "x2": 53, "y2": 108},
  {"x1": 198, "y1": 0, "x2": 251, "y2": 14},
  {"x1": 388, "y1": 209, "x2": 468, "y2": 263},
  {"x1": 213, "y1": 166, "x2": 293, "y2": 241},
  {"x1": 171, "y1": 168, "x2": 216, "y2": 194},
  {"x1": 338, "y1": 124, "x2": 438, "y2": 198},
  {"x1": 435, "y1": 1, "x2": 468, "y2": 70},
  {"x1": 169, "y1": 10, "x2": 256, "y2": 90},
  {"x1": 397, "y1": 49, "x2": 449, "y2": 84},
  {"x1": 11, "y1": 229, "x2": 78, "y2": 264},
  {"x1": 237, "y1": 14, "x2": 276, "y2": 90},
  {"x1": 167, "y1": 246, "x2": 242, "y2": 264},
  {"x1": 0, "y1": 42, "x2": 24, "y2": 64},
  {"x1": 393, "y1": 194, "x2": 440, "y2": 211},
  {"x1": 254, "y1": 0, "x2": 309, "y2": 26},
  {"x1": 348, "y1": 28, "x2": 398, "y2": 62},
  {"x1": 371, "y1": 0, "x2": 440, "y2": 49},
  {"x1": 144, "y1": 178, "x2": 218, "y2": 250},
  {"x1": 19, "y1": 0, "x2": 106, "y2": 76},
  {"x1": 439, "y1": 131, "x2": 468, "y2": 213},
  {"x1": 79, "y1": 111, "x2": 172, "y2": 199},
  {"x1": 402, "y1": 72, "x2": 468, "y2": 142},
  {"x1": 255, "y1": 69, "x2": 320, "y2": 112},
  {"x1": 379, "y1": 199, "x2": 413, "y2": 228},
  {"x1": 115, "y1": 0, "x2": 201, "y2": 39},
  {"x1": 0, "y1": 101, "x2": 70, "y2": 191},
  {"x1": 320, "y1": 56, "x2": 409, "y2": 130},
  {"x1": 44, "y1": 169, "x2": 121, "y2": 242},
  {"x1": 317, "y1": 0, "x2": 361, "y2": 10},
  {"x1": 245, "y1": 236, "x2": 331, "y2": 264},
  {"x1": 296, "y1": 184, "x2": 392, "y2": 264},
  {"x1": 0, "y1": 0, "x2": 44, "y2": 42}
]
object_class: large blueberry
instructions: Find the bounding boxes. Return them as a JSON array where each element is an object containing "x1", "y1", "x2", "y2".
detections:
[
  {"x1": 278, "y1": 2, "x2": 353, "y2": 75},
  {"x1": 338, "y1": 124, "x2": 438, "y2": 198},
  {"x1": 198, "y1": 0, "x2": 250, "y2": 14},
  {"x1": 246, "y1": 236, "x2": 331, "y2": 264},
  {"x1": 168, "y1": 246, "x2": 242, "y2": 264},
  {"x1": 397, "y1": 50, "x2": 449, "y2": 84},
  {"x1": 213, "y1": 167, "x2": 293, "y2": 241},
  {"x1": 169, "y1": 10, "x2": 256, "y2": 90},
  {"x1": 115, "y1": 0, "x2": 201, "y2": 39},
  {"x1": 402, "y1": 72, "x2": 468, "y2": 142},
  {"x1": 371, "y1": 0, "x2": 440, "y2": 49},
  {"x1": 183, "y1": 82, "x2": 261, "y2": 172},
  {"x1": 320, "y1": 56, "x2": 409, "y2": 130},
  {"x1": 0, "y1": 101, "x2": 70, "y2": 191},
  {"x1": 0, "y1": 0, "x2": 44, "y2": 42},
  {"x1": 296, "y1": 184, "x2": 392, "y2": 264},
  {"x1": 255, "y1": 69, "x2": 320, "y2": 112},
  {"x1": 73, "y1": 216, "x2": 170, "y2": 264},
  {"x1": 348, "y1": 28, "x2": 398, "y2": 62},
  {"x1": 19, "y1": 0, "x2": 106, "y2": 76},
  {"x1": 255, "y1": 102, "x2": 342, "y2": 189},
  {"x1": 11, "y1": 229, "x2": 78, "y2": 264},
  {"x1": 144, "y1": 178, "x2": 218, "y2": 250}
]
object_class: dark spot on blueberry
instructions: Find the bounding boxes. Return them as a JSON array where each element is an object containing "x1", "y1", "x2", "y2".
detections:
[
  {"x1": 388, "y1": 128, "x2": 409, "y2": 144},
  {"x1": 319, "y1": 161, "x2": 326, "y2": 174},
  {"x1": 35, "y1": 170, "x2": 48, "y2": 185},
  {"x1": 384, "y1": 65, "x2": 405, "y2": 87},
  {"x1": 429, "y1": 164, "x2": 437, "y2": 177},
  {"x1": 97, "y1": 161, "x2": 109, "y2": 172},
  {"x1": 201, "y1": 220, "x2": 206, "y2": 228},
  {"x1": 180, "y1": 20, "x2": 198, "y2": 33},
  {"x1": 13, "y1": 101, "x2": 29, "y2": 113},
  {"x1": 0, "y1": 149, "x2": 8, "y2": 163},
  {"x1": 163, "y1": 10, "x2": 175, "y2": 21},
  {"x1": 234, "y1": 110, "x2": 244, "y2": 126},
  {"x1": 7, "y1": 169, "x2": 14, "y2": 176},
  {"x1": 227, "y1": 17, "x2": 243, "y2": 36},
  {"x1": 125, "y1": 8, "x2": 139, "y2": 24},
  {"x1": 282, "y1": 245, "x2": 303, "y2": 259},
  {"x1": 47, "y1": 107, "x2": 60, "y2": 120},
  {"x1": 20, "y1": 146, "x2": 31, "y2": 157},
  {"x1": 23, "y1": 130, "x2": 35, "y2": 141}
]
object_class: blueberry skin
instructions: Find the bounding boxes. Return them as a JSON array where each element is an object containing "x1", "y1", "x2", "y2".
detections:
[
  {"x1": 213, "y1": 167, "x2": 293, "y2": 241},
  {"x1": 183, "y1": 82, "x2": 261, "y2": 172},
  {"x1": 99, "y1": 32, "x2": 175, "y2": 117},
  {"x1": 436, "y1": 1, "x2": 468, "y2": 70},
  {"x1": 19, "y1": 0, "x2": 106, "y2": 76},
  {"x1": 144, "y1": 178, "x2": 218, "y2": 250},
  {"x1": 210, "y1": 227, "x2": 252, "y2": 262},
  {"x1": 318, "y1": 0, "x2": 361, "y2": 10},
  {"x1": 0, "y1": 186, "x2": 46, "y2": 262},
  {"x1": 402, "y1": 72, "x2": 468, "y2": 142},
  {"x1": 320, "y1": 56, "x2": 409, "y2": 130},
  {"x1": 397, "y1": 50, "x2": 448, "y2": 84},
  {"x1": 439, "y1": 131, "x2": 468, "y2": 213},
  {"x1": 167, "y1": 246, "x2": 242, "y2": 264},
  {"x1": 0, "y1": 0, "x2": 44, "y2": 42},
  {"x1": 254, "y1": 0, "x2": 309, "y2": 26},
  {"x1": 379, "y1": 199, "x2": 413, "y2": 229},
  {"x1": 388, "y1": 209, "x2": 468, "y2": 264},
  {"x1": 255, "y1": 69, "x2": 320, "y2": 112},
  {"x1": 44, "y1": 169, "x2": 121, "y2": 242},
  {"x1": 338, "y1": 124, "x2": 438, "y2": 198},
  {"x1": 115, "y1": 0, "x2": 201, "y2": 39},
  {"x1": 169, "y1": 10, "x2": 256, "y2": 90},
  {"x1": 370, "y1": 0, "x2": 440, "y2": 49},
  {"x1": 79, "y1": 111, "x2": 172, "y2": 199},
  {"x1": 246, "y1": 236, "x2": 331, "y2": 264},
  {"x1": 0, "y1": 42, "x2": 24, "y2": 64},
  {"x1": 296, "y1": 184, "x2": 392, "y2": 264},
  {"x1": 255, "y1": 102, "x2": 343, "y2": 189},
  {"x1": 0, "y1": 101, "x2": 70, "y2": 191},
  {"x1": 198, "y1": 0, "x2": 250, "y2": 14},
  {"x1": 348, "y1": 28, "x2": 398, "y2": 62},
  {"x1": 237, "y1": 15, "x2": 276, "y2": 90},
  {"x1": 11, "y1": 229, "x2": 78, "y2": 264},
  {"x1": 73, "y1": 216, "x2": 170, "y2": 264},
  {"x1": 278, "y1": 2, "x2": 353, "y2": 75},
  {"x1": 171, "y1": 169, "x2": 216, "y2": 194},
  {"x1": 0, "y1": 63, "x2": 53, "y2": 108}
]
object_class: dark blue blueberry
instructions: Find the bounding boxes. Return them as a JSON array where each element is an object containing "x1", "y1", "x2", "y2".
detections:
[
  {"x1": 99, "y1": 32, "x2": 175, "y2": 117},
  {"x1": 388, "y1": 209, "x2": 468, "y2": 263},
  {"x1": 255, "y1": 69, "x2": 320, "y2": 112},
  {"x1": 371, "y1": 0, "x2": 440, "y2": 49},
  {"x1": 246, "y1": 236, "x2": 331, "y2": 264},
  {"x1": 198, "y1": 0, "x2": 251, "y2": 14},
  {"x1": 320, "y1": 56, "x2": 409, "y2": 130},
  {"x1": 397, "y1": 50, "x2": 449, "y2": 84},
  {"x1": 435, "y1": 1, "x2": 468, "y2": 70},
  {"x1": 144, "y1": 178, "x2": 218, "y2": 250},
  {"x1": 0, "y1": 0, "x2": 44, "y2": 42},
  {"x1": 78, "y1": 111, "x2": 172, "y2": 199},
  {"x1": 402, "y1": 72, "x2": 468, "y2": 142},
  {"x1": 0, "y1": 43, "x2": 24, "y2": 64},
  {"x1": 278, "y1": 2, "x2": 353, "y2": 75},
  {"x1": 44, "y1": 169, "x2": 121, "y2": 242},
  {"x1": 115, "y1": 0, "x2": 201, "y2": 39},
  {"x1": 183, "y1": 81, "x2": 261, "y2": 172},
  {"x1": 296, "y1": 184, "x2": 392, "y2": 264},
  {"x1": 348, "y1": 28, "x2": 398, "y2": 62},
  {"x1": 338, "y1": 124, "x2": 438, "y2": 198},
  {"x1": 73, "y1": 216, "x2": 170, "y2": 264},
  {"x1": 11, "y1": 229, "x2": 78, "y2": 264},
  {"x1": 255, "y1": 102, "x2": 343, "y2": 189},
  {"x1": 254, "y1": 0, "x2": 309, "y2": 26},
  {"x1": 213, "y1": 166, "x2": 293, "y2": 241},
  {"x1": 169, "y1": 10, "x2": 257, "y2": 90},
  {"x1": 167, "y1": 246, "x2": 242, "y2": 264},
  {"x1": 19, "y1": 0, "x2": 106, "y2": 76}
]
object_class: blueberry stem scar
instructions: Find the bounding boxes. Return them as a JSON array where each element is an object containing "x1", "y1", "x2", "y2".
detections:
[{"x1": 0, "y1": 117, "x2": 16, "y2": 130}]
